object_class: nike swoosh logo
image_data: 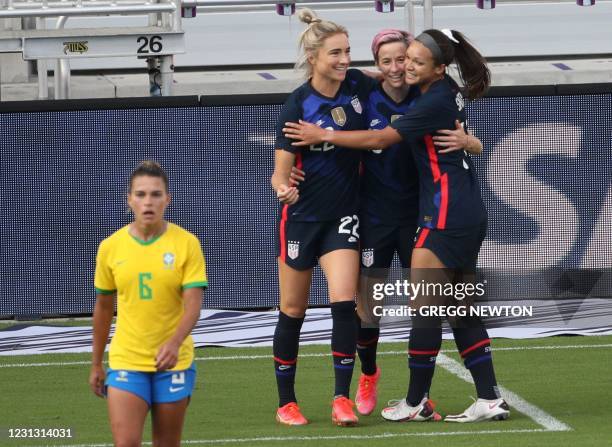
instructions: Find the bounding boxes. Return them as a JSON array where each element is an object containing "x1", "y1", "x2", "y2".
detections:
[
  {"x1": 169, "y1": 386, "x2": 184, "y2": 393},
  {"x1": 408, "y1": 410, "x2": 419, "y2": 419},
  {"x1": 115, "y1": 260, "x2": 127, "y2": 266},
  {"x1": 489, "y1": 403, "x2": 499, "y2": 410},
  {"x1": 278, "y1": 365, "x2": 292, "y2": 371},
  {"x1": 340, "y1": 359, "x2": 354, "y2": 365}
]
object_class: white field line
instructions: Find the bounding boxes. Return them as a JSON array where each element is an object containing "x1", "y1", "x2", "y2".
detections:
[
  {"x1": 14, "y1": 348, "x2": 572, "y2": 445},
  {"x1": 437, "y1": 353, "x2": 571, "y2": 432},
  {"x1": 2, "y1": 343, "x2": 612, "y2": 369},
  {"x1": 28, "y1": 428, "x2": 551, "y2": 447}
]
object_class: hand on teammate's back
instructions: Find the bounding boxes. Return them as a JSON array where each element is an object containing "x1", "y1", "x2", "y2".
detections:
[
  {"x1": 433, "y1": 120, "x2": 470, "y2": 153},
  {"x1": 277, "y1": 184, "x2": 299, "y2": 205},
  {"x1": 290, "y1": 167, "x2": 305, "y2": 186}
]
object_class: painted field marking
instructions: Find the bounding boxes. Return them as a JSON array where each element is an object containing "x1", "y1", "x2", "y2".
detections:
[
  {"x1": 30, "y1": 428, "x2": 552, "y2": 447},
  {"x1": 2, "y1": 342, "x2": 611, "y2": 369},
  {"x1": 437, "y1": 353, "x2": 571, "y2": 431},
  {"x1": 14, "y1": 347, "x2": 575, "y2": 446}
]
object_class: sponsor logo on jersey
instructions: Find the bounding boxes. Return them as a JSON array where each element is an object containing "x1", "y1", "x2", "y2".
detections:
[
  {"x1": 163, "y1": 252, "x2": 175, "y2": 270},
  {"x1": 351, "y1": 96, "x2": 363, "y2": 114},
  {"x1": 455, "y1": 92, "x2": 465, "y2": 111},
  {"x1": 362, "y1": 249, "x2": 374, "y2": 267},
  {"x1": 315, "y1": 119, "x2": 325, "y2": 127},
  {"x1": 390, "y1": 114, "x2": 402, "y2": 123},
  {"x1": 369, "y1": 119, "x2": 381, "y2": 127},
  {"x1": 288, "y1": 241, "x2": 300, "y2": 260},
  {"x1": 331, "y1": 107, "x2": 347, "y2": 126}
]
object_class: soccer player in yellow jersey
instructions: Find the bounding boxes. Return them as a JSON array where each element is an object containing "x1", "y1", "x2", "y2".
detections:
[{"x1": 89, "y1": 161, "x2": 207, "y2": 447}]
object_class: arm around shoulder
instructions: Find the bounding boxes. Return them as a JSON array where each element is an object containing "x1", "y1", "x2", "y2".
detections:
[{"x1": 324, "y1": 125, "x2": 403, "y2": 151}]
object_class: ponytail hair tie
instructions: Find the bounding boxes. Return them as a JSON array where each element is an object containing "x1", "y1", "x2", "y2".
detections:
[{"x1": 441, "y1": 29, "x2": 459, "y2": 43}]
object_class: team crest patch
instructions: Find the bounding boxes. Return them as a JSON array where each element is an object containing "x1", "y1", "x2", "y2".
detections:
[
  {"x1": 163, "y1": 252, "x2": 175, "y2": 269},
  {"x1": 331, "y1": 107, "x2": 347, "y2": 126},
  {"x1": 351, "y1": 96, "x2": 362, "y2": 114},
  {"x1": 362, "y1": 249, "x2": 374, "y2": 267},
  {"x1": 288, "y1": 241, "x2": 300, "y2": 260},
  {"x1": 455, "y1": 92, "x2": 465, "y2": 111},
  {"x1": 390, "y1": 114, "x2": 402, "y2": 123},
  {"x1": 117, "y1": 371, "x2": 129, "y2": 382}
]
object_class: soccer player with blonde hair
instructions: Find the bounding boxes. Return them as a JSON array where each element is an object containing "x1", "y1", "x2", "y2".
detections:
[{"x1": 271, "y1": 8, "x2": 371, "y2": 426}]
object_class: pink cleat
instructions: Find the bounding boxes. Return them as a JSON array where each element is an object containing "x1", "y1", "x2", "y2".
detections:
[
  {"x1": 355, "y1": 367, "x2": 381, "y2": 415},
  {"x1": 276, "y1": 402, "x2": 309, "y2": 426},
  {"x1": 332, "y1": 396, "x2": 359, "y2": 426}
]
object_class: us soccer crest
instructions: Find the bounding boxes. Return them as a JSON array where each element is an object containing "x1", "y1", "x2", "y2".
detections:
[
  {"x1": 351, "y1": 96, "x2": 362, "y2": 114},
  {"x1": 288, "y1": 241, "x2": 300, "y2": 260},
  {"x1": 331, "y1": 107, "x2": 347, "y2": 126},
  {"x1": 390, "y1": 114, "x2": 402, "y2": 123},
  {"x1": 362, "y1": 249, "x2": 374, "y2": 267},
  {"x1": 163, "y1": 252, "x2": 175, "y2": 270},
  {"x1": 455, "y1": 92, "x2": 465, "y2": 111}
]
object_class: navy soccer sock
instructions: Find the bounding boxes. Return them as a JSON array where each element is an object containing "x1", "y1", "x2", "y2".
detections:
[
  {"x1": 331, "y1": 301, "x2": 358, "y2": 398},
  {"x1": 406, "y1": 326, "x2": 442, "y2": 406},
  {"x1": 356, "y1": 315, "x2": 380, "y2": 376},
  {"x1": 273, "y1": 311, "x2": 304, "y2": 407},
  {"x1": 452, "y1": 323, "x2": 500, "y2": 400}
]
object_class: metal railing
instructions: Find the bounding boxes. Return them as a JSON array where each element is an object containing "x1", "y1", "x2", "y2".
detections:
[
  {"x1": 0, "y1": 0, "x2": 182, "y2": 99},
  {"x1": 1, "y1": 0, "x2": 597, "y2": 100},
  {"x1": 0, "y1": 1, "x2": 178, "y2": 19}
]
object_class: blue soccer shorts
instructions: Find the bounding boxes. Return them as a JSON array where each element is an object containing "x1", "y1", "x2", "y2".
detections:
[{"x1": 105, "y1": 363, "x2": 196, "y2": 406}]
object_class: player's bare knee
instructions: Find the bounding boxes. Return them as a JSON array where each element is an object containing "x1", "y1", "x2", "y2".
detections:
[
  {"x1": 329, "y1": 295, "x2": 356, "y2": 305},
  {"x1": 328, "y1": 284, "x2": 357, "y2": 301},
  {"x1": 280, "y1": 303, "x2": 307, "y2": 318}
]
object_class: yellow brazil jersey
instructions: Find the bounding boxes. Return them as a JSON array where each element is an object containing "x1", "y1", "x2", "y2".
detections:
[{"x1": 94, "y1": 223, "x2": 207, "y2": 371}]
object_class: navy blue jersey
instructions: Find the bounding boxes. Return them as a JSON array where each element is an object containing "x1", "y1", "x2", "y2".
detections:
[
  {"x1": 361, "y1": 83, "x2": 420, "y2": 225},
  {"x1": 275, "y1": 69, "x2": 373, "y2": 222},
  {"x1": 390, "y1": 76, "x2": 487, "y2": 229}
]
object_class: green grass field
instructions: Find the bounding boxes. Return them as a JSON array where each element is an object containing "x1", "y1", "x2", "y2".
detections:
[{"x1": 0, "y1": 333, "x2": 611, "y2": 447}]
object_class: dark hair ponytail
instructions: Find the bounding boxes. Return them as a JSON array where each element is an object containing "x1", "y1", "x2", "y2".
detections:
[
  {"x1": 449, "y1": 30, "x2": 490, "y2": 99},
  {"x1": 418, "y1": 29, "x2": 490, "y2": 100}
]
